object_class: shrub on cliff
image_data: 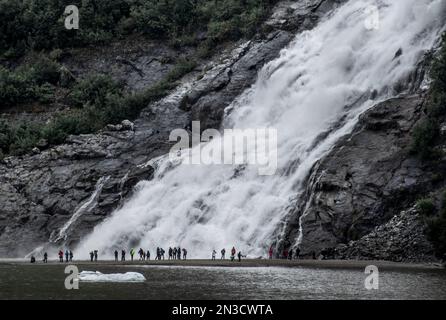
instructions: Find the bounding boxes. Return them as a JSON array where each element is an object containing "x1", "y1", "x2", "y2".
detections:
[
  {"x1": 417, "y1": 198, "x2": 436, "y2": 216},
  {"x1": 0, "y1": 67, "x2": 55, "y2": 107},
  {"x1": 0, "y1": 54, "x2": 60, "y2": 108},
  {"x1": 411, "y1": 34, "x2": 446, "y2": 160},
  {"x1": 69, "y1": 74, "x2": 123, "y2": 109}
]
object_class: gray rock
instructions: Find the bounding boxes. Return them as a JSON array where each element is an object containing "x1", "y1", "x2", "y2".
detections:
[
  {"x1": 280, "y1": 94, "x2": 443, "y2": 262},
  {"x1": 0, "y1": 0, "x2": 334, "y2": 257},
  {"x1": 121, "y1": 120, "x2": 135, "y2": 131}
]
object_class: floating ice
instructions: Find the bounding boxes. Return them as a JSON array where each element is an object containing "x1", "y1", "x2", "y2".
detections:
[{"x1": 78, "y1": 271, "x2": 146, "y2": 282}]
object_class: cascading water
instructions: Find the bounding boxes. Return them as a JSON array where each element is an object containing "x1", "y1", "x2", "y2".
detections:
[
  {"x1": 77, "y1": 0, "x2": 446, "y2": 258},
  {"x1": 53, "y1": 176, "x2": 110, "y2": 243}
]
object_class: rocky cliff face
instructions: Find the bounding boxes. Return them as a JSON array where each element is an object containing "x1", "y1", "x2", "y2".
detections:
[
  {"x1": 1, "y1": 0, "x2": 441, "y2": 262},
  {"x1": 0, "y1": 0, "x2": 337, "y2": 257},
  {"x1": 282, "y1": 94, "x2": 445, "y2": 262}
]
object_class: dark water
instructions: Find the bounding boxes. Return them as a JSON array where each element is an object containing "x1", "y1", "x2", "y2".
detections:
[{"x1": 1, "y1": 263, "x2": 445, "y2": 300}]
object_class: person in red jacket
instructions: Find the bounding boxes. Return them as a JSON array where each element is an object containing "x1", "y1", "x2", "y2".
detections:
[
  {"x1": 58, "y1": 250, "x2": 63, "y2": 262},
  {"x1": 231, "y1": 247, "x2": 236, "y2": 261},
  {"x1": 283, "y1": 249, "x2": 289, "y2": 260}
]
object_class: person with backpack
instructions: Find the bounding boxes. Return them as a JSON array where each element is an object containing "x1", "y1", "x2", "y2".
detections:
[
  {"x1": 221, "y1": 248, "x2": 226, "y2": 260},
  {"x1": 182, "y1": 248, "x2": 187, "y2": 260}
]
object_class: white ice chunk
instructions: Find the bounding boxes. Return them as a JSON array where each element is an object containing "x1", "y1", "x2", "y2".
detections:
[{"x1": 78, "y1": 271, "x2": 146, "y2": 282}]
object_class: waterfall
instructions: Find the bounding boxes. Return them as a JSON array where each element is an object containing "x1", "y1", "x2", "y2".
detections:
[
  {"x1": 77, "y1": 0, "x2": 446, "y2": 258},
  {"x1": 52, "y1": 176, "x2": 110, "y2": 243}
]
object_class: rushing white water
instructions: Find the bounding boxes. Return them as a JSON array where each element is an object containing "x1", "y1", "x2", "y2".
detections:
[
  {"x1": 78, "y1": 0, "x2": 446, "y2": 258},
  {"x1": 53, "y1": 176, "x2": 110, "y2": 243}
]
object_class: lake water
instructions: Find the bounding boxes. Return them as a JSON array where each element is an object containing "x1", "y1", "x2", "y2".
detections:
[{"x1": 0, "y1": 263, "x2": 445, "y2": 300}]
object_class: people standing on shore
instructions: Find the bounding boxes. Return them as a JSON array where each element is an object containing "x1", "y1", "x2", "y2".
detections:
[
  {"x1": 146, "y1": 249, "x2": 150, "y2": 260},
  {"x1": 283, "y1": 249, "x2": 288, "y2": 260},
  {"x1": 143, "y1": 250, "x2": 147, "y2": 261},
  {"x1": 177, "y1": 247, "x2": 181, "y2": 260},
  {"x1": 295, "y1": 248, "x2": 300, "y2": 260},
  {"x1": 182, "y1": 248, "x2": 187, "y2": 260},
  {"x1": 237, "y1": 251, "x2": 243, "y2": 262},
  {"x1": 89, "y1": 251, "x2": 94, "y2": 262},
  {"x1": 94, "y1": 250, "x2": 98, "y2": 262},
  {"x1": 156, "y1": 247, "x2": 160, "y2": 260},
  {"x1": 65, "y1": 250, "x2": 69, "y2": 262},
  {"x1": 212, "y1": 250, "x2": 216, "y2": 260},
  {"x1": 173, "y1": 247, "x2": 177, "y2": 260},
  {"x1": 289, "y1": 249, "x2": 293, "y2": 260},
  {"x1": 114, "y1": 250, "x2": 119, "y2": 261},
  {"x1": 121, "y1": 250, "x2": 126, "y2": 261},
  {"x1": 58, "y1": 250, "x2": 64, "y2": 262},
  {"x1": 221, "y1": 248, "x2": 226, "y2": 260},
  {"x1": 138, "y1": 248, "x2": 144, "y2": 260},
  {"x1": 161, "y1": 248, "x2": 166, "y2": 260},
  {"x1": 69, "y1": 250, "x2": 74, "y2": 262},
  {"x1": 43, "y1": 252, "x2": 48, "y2": 263},
  {"x1": 269, "y1": 246, "x2": 273, "y2": 259},
  {"x1": 231, "y1": 247, "x2": 236, "y2": 261},
  {"x1": 130, "y1": 248, "x2": 135, "y2": 261},
  {"x1": 169, "y1": 247, "x2": 173, "y2": 260}
]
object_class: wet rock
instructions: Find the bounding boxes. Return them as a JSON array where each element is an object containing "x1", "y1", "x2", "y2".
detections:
[
  {"x1": 334, "y1": 207, "x2": 435, "y2": 262},
  {"x1": 282, "y1": 94, "x2": 442, "y2": 262},
  {"x1": 0, "y1": 0, "x2": 334, "y2": 257},
  {"x1": 121, "y1": 120, "x2": 135, "y2": 131}
]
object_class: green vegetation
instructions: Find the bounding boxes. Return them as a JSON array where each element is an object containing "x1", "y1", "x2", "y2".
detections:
[
  {"x1": 0, "y1": 55, "x2": 59, "y2": 107},
  {"x1": 411, "y1": 34, "x2": 446, "y2": 160},
  {"x1": 416, "y1": 198, "x2": 436, "y2": 217},
  {"x1": 1, "y1": 0, "x2": 278, "y2": 59},
  {"x1": 0, "y1": 55, "x2": 197, "y2": 156},
  {"x1": 0, "y1": 1, "x2": 278, "y2": 157}
]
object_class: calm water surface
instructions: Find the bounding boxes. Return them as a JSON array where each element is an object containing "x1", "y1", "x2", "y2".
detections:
[{"x1": 0, "y1": 264, "x2": 445, "y2": 300}]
